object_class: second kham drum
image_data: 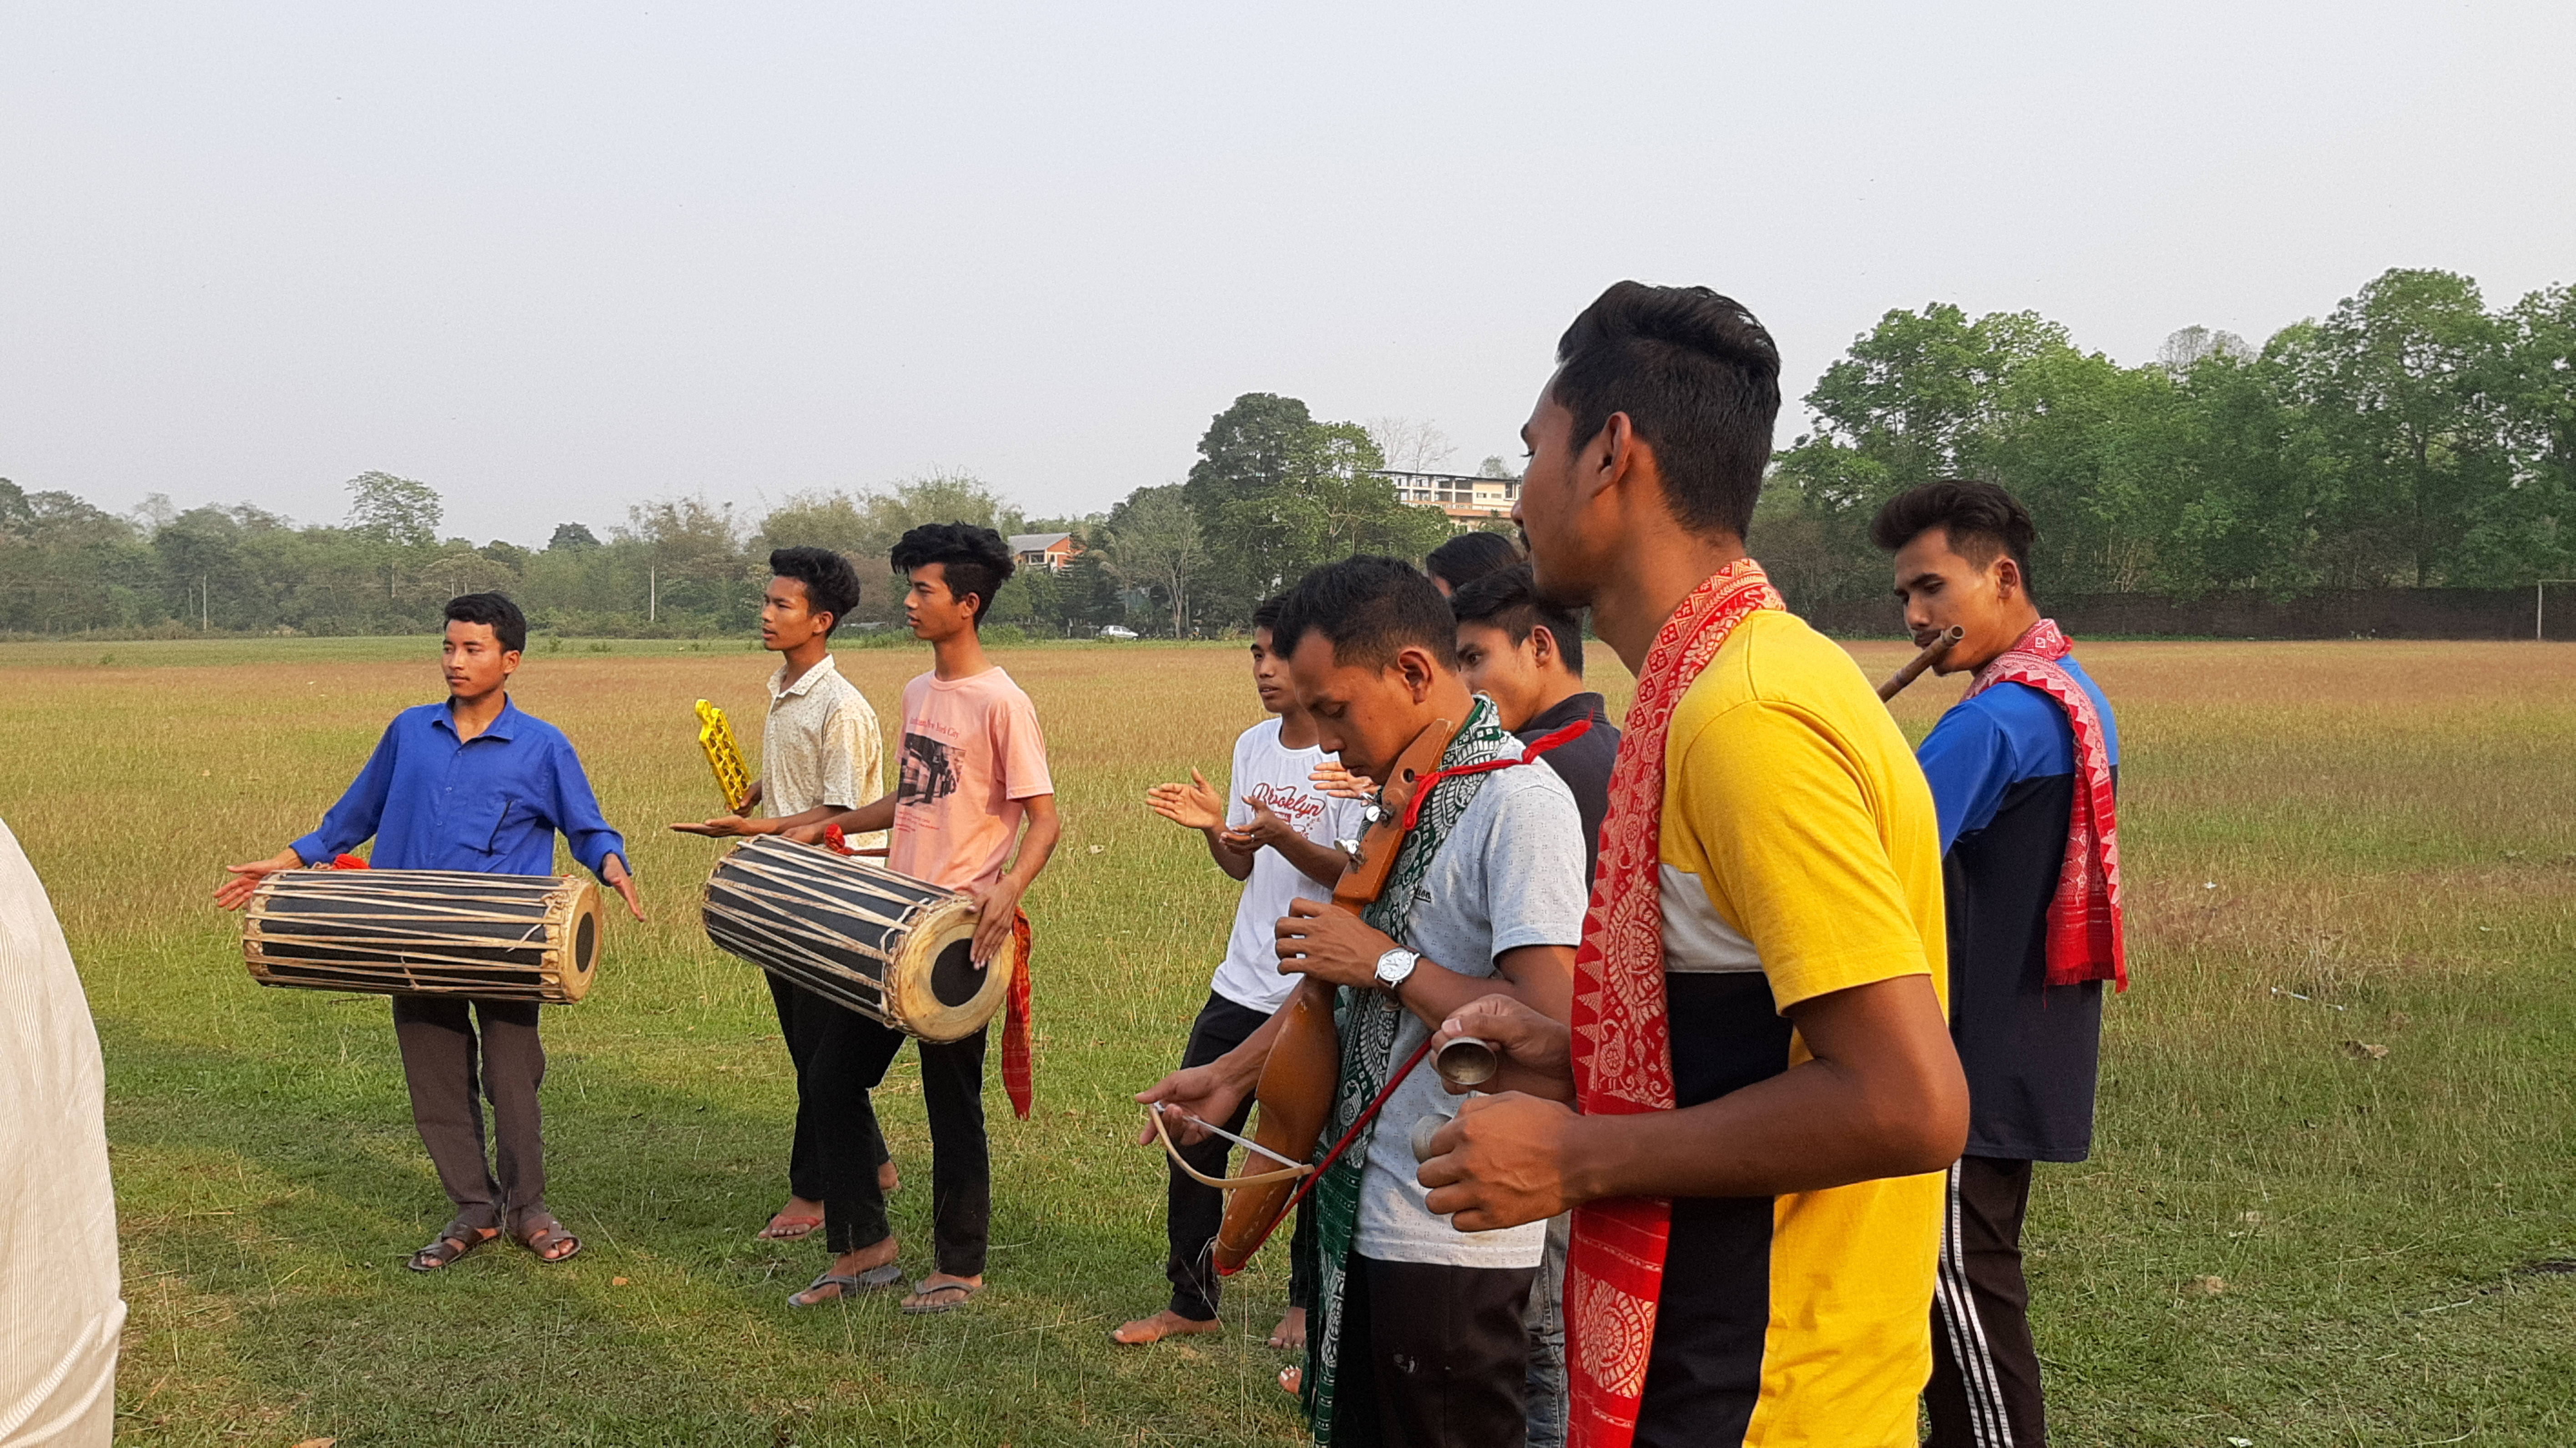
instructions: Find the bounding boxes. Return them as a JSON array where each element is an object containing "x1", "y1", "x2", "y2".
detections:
[
  {"x1": 241, "y1": 867, "x2": 604, "y2": 1002},
  {"x1": 700, "y1": 835, "x2": 1015, "y2": 1043}
]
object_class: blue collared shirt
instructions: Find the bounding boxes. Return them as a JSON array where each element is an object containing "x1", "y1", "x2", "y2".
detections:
[{"x1": 292, "y1": 697, "x2": 628, "y2": 879}]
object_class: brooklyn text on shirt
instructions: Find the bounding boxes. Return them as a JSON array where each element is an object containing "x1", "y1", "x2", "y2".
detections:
[{"x1": 1243, "y1": 781, "x2": 1326, "y2": 830}]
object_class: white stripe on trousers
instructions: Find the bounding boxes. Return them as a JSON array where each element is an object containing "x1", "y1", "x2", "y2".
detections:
[{"x1": 1934, "y1": 1161, "x2": 2017, "y2": 1448}]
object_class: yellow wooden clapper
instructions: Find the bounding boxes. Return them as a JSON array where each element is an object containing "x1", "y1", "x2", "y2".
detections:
[{"x1": 695, "y1": 699, "x2": 752, "y2": 813}]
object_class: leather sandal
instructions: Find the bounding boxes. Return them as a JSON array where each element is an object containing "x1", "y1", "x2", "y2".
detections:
[
  {"x1": 407, "y1": 1220, "x2": 498, "y2": 1273},
  {"x1": 511, "y1": 1210, "x2": 582, "y2": 1264}
]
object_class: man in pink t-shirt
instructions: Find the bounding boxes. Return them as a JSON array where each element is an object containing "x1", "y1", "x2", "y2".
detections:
[{"x1": 783, "y1": 523, "x2": 1062, "y2": 1315}]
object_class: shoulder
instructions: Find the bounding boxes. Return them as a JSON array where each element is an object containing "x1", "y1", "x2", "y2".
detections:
[
  {"x1": 1675, "y1": 610, "x2": 1895, "y2": 758},
  {"x1": 1469, "y1": 758, "x2": 1580, "y2": 835},
  {"x1": 1965, "y1": 679, "x2": 2067, "y2": 736},
  {"x1": 1233, "y1": 716, "x2": 1281, "y2": 759}
]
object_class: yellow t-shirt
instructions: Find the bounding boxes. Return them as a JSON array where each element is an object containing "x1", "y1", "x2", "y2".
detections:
[{"x1": 1647, "y1": 607, "x2": 1948, "y2": 1448}]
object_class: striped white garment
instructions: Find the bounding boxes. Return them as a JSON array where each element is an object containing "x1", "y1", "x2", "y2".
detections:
[
  {"x1": 1935, "y1": 1162, "x2": 2020, "y2": 1448},
  {"x1": 762, "y1": 656, "x2": 886, "y2": 851}
]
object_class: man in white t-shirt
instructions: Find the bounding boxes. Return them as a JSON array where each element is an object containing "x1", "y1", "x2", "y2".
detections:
[
  {"x1": 1114, "y1": 596, "x2": 1362, "y2": 1351},
  {"x1": 1140, "y1": 558, "x2": 1589, "y2": 1448}
]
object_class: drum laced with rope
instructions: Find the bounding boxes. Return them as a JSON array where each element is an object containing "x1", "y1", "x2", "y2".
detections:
[
  {"x1": 241, "y1": 866, "x2": 605, "y2": 1003},
  {"x1": 700, "y1": 834, "x2": 1016, "y2": 1042}
]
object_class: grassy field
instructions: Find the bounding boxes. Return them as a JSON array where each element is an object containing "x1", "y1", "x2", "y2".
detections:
[{"x1": 1, "y1": 634, "x2": 2572, "y2": 1446}]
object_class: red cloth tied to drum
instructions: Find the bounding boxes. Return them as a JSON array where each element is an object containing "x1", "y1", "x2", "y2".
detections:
[{"x1": 1003, "y1": 910, "x2": 1034, "y2": 1120}]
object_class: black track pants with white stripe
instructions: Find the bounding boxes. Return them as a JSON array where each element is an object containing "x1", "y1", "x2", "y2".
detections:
[{"x1": 1926, "y1": 1156, "x2": 2048, "y2": 1448}]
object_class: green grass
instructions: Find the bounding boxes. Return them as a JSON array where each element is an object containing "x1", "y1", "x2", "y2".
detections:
[{"x1": 2, "y1": 636, "x2": 2572, "y2": 1445}]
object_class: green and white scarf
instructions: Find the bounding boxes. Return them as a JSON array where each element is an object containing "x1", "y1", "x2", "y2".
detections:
[{"x1": 1300, "y1": 695, "x2": 1519, "y2": 1445}]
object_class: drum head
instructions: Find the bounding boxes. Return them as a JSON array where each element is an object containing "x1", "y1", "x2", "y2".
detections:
[
  {"x1": 886, "y1": 895, "x2": 1014, "y2": 1042},
  {"x1": 560, "y1": 880, "x2": 603, "y2": 1003}
]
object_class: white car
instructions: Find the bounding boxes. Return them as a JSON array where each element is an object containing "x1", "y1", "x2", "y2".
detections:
[{"x1": 1097, "y1": 625, "x2": 1140, "y2": 640}]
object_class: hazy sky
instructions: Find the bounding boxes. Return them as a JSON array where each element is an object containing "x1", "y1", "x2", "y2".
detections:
[{"x1": 5, "y1": 3, "x2": 2572, "y2": 547}]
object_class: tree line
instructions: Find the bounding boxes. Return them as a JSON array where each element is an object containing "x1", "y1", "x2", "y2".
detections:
[
  {"x1": 1753, "y1": 267, "x2": 2576, "y2": 606},
  {"x1": 0, "y1": 401, "x2": 1465, "y2": 640},
  {"x1": 5, "y1": 264, "x2": 2567, "y2": 639}
]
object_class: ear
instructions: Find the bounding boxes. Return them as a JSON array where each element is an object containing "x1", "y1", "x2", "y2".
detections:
[
  {"x1": 1583, "y1": 412, "x2": 1637, "y2": 503},
  {"x1": 1393, "y1": 644, "x2": 1439, "y2": 703},
  {"x1": 1992, "y1": 555, "x2": 2025, "y2": 601},
  {"x1": 1526, "y1": 623, "x2": 1560, "y2": 670}
]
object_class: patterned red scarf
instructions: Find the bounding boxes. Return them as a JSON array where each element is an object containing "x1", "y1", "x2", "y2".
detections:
[
  {"x1": 1962, "y1": 618, "x2": 2126, "y2": 990},
  {"x1": 1564, "y1": 559, "x2": 1785, "y2": 1448}
]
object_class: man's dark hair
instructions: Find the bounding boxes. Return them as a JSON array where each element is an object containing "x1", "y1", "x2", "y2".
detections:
[
  {"x1": 1869, "y1": 480, "x2": 2039, "y2": 599},
  {"x1": 1251, "y1": 594, "x2": 1287, "y2": 635},
  {"x1": 444, "y1": 592, "x2": 527, "y2": 653},
  {"x1": 1551, "y1": 281, "x2": 1782, "y2": 539},
  {"x1": 889, "y1": 523, "x2": 1016, "y2": 628},
  {"x1": 1424, "y1": 531, "x2": 1520, "y2": 593},
  {"x1": 769, "y1": 545, "x2": 863, "y2": 633},
  {"x1": 1449, "y1": 562, "x2": 1585, "y2": 677},
  {"x1": 1273, "y1": 556, "x2": 1459, "y2": 673}
]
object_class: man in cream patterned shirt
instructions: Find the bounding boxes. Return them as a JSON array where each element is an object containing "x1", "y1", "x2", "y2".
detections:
[{"x1": 673, "y1": 546, "x2": 889, "y2": 1241}]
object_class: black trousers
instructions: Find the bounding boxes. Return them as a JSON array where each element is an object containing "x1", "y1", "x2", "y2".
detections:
[
  {"x1": 770, "y1": 974, "x2": 885, "y2": 1202},
  {"x1": 1927, "y1": 1156, "x2": 2048, "y2": 1448},
  {"x1": 390, "y1": 996, "x2": 546, "y2": 1232},
  {"x1": 1163, "y1": 991, "x2": 1316, "y2": 1321},
  {"x1": 812, "y1": 1005, "x2": 991, "y2": 1274},
  {"x1": 1331, "y1": 1253, "x2": 1535, "y2": 1448}
]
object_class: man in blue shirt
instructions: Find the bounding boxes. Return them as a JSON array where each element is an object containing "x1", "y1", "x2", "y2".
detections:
[
  {"x1": 1874, "y1": 482, "x2": 2124, "y2": 1448},
  {"x1": 217, "y1": 593, "x2": 641, "y2": 1272}
]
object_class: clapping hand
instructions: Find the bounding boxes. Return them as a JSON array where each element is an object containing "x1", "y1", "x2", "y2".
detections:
[
  {"x1": 1309, "y1": 760, "x2": 1377, "y2": 802},
  {"x1": 1147, "y1": 770, "x2": 1228, "y2": 832},
  {"x1": 1223, "y1": 796, "x2": 1296, "y2": 853}
]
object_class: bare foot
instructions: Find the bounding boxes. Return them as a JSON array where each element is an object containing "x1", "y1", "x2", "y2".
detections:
[
  {"x1": 1278, "y1": 1365, "x2": 1302, "y2": 1398},
  {"x1": 1110, "y1": 1308, "x2": 1225, "y2": 1346},
  {"x1": 786, "y1": 1237, "x2": 900, "y2": 1306},
  {"x1": 879, "y1": 1160, "x2": 900, "y2": 1193},
  {"x1": 760, "y1": 1193, "x2": 826, "y2": 1240},
  {"x1": 1268, "y1": 1305, "x2": 1308, "y2": 1352},
  {"x1": 900, "y1": 1271, "x2": 984, "y2": 1314}
]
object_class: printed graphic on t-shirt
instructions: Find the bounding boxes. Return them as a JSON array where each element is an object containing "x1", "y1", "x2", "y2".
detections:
[
  {"x1": 898, "y1": 733, "x2": 959, "y2": 809},
  {"x1": 1243, "y1": 780, "x2": 1326, "y2": 832}
]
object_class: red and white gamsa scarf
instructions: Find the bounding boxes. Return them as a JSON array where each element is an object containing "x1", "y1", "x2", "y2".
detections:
[
  {"x1": 1961, "y1": 618, "x2": 2127, "y2": 991},
  {"x1": 1564, "y1": 559, "x2": 1785, "y2": 1448}
]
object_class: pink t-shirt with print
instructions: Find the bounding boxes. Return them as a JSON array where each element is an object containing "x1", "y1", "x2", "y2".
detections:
[{"x1": 888, "y1": 666, "x2": 1053, "y2": 892}]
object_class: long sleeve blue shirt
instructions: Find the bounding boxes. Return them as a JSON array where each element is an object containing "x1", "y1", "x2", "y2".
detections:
[{"x1": 292, "y1": 698, "x2": 628, "y2": 879}]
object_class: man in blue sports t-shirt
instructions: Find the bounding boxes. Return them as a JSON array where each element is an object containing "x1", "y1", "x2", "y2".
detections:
[{"x1": 1876, "y1": 480, "x2": 2128, "y2": 1448}]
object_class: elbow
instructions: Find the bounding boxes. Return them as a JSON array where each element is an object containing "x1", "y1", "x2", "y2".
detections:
[
  {"x1": 1857, "y1": 1057, "x2": 1970, "y2": 1180},
  {"x1": 1889, "y1": 1061, "x2": 1971, "y2": 1177}
]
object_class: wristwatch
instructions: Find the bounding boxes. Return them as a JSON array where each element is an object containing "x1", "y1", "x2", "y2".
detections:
[{"x1": 1374, "y1": 947, "x2": 1421, "y2": 996}]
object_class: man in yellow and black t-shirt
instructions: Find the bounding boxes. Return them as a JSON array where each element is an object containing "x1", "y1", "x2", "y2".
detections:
[{"x1": 1419, "y1": 281, "x2": 1968, "y2": 1448}]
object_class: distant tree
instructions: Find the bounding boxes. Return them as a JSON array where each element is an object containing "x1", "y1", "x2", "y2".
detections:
[
  {"x1": 1476, "y1": 455, "x2": 1520, "y2": 479},
  {"x1": 2157, "y1": 326, "x2": 2253, "y2": 372},
  {"x1": 2276, "y1": 269, "x2": 2517, "y2": 586},
  {"x1": 548, "y1": 522, "x2": 601, "y2": 551},
  {"x1": 1107, "y1": 483, "x2": 1208, "y2": 635},
  {"x1": 1365, "y1": 416, "x2": 1457, "y2": 475},
  {"x1": 345, "y1": 472, "x2": 443, "y2": 548}
]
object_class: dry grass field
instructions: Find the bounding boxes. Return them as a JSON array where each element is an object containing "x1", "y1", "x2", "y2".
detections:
[{"x1": 2, "y1": 633, "x2": 2572, "y2": 1446}]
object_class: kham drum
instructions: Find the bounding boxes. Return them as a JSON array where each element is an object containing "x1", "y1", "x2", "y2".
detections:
[
  {"x1": 701, "y1": 835, "x2": 1014, "y2": 1042},
  {"x1": 242, "y1": 868, "x2": 604, "y2": 1002}
]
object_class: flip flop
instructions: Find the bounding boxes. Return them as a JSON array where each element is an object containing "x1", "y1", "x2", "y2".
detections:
[
  {"x1": 758, "y1": 1213, "x2": 824, "y2": 1241},
  {"x1": 787, "y1": 1263, "x2": 903, "y2": 1306},
  {"x1": 900, "y1": 1279, "x2": 985, "y2": 1314}
]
